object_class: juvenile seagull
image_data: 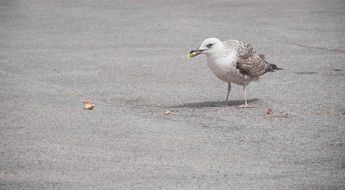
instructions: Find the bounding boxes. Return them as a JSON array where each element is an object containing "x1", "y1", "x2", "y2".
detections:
[{"x1": 189, "y1": 38, "x2": 281, "y2": 108}]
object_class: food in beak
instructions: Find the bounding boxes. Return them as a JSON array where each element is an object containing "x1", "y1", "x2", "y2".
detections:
[{"x1": 188, "y1": 50, "x2": 198, "y2": 58}]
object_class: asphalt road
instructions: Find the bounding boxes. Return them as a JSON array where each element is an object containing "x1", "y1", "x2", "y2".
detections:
[{"x1": 1, "y1": 0, "x2": 345, "y2": 189}]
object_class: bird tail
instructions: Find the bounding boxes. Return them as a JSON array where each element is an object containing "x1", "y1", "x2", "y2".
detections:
[
  {"x1": 259, "y1": 54, "x2": 282, "y2": 72},
  {"x1": 266, "y1": 63, "x2": 283, "y2": 72}
]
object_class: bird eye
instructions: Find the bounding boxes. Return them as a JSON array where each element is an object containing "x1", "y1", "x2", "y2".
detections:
[{"x1": 206, "y1": 43, "x2": 214, "y2": 48}]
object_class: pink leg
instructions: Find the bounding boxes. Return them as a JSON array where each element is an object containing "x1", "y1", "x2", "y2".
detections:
[
  {"x1": 237, "y1": 86, "x2": 253, "y2": 108},
  {"x1": 225, "y1": 83, "x2": 231, "y2": 106}
]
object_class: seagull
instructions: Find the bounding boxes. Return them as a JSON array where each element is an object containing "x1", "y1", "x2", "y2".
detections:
[{"x1": 188, "y1": 37, "x2": 281, "y2": 108}]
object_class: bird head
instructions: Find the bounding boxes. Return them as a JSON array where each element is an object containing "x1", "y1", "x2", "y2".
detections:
[{"x1": 188, "y1": 38, "x2": 224, "y2": 58}]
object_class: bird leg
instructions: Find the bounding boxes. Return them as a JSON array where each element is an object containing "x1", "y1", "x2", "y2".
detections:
[
  {"x1": 237, "y1": 86, "x2": 253, "y2": 108},
  {"x1": 225, "y1": 83, "x2": 231, "y2": 106}
]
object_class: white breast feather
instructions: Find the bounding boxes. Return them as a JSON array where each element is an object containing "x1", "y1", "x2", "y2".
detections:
[{"x1": 206, "y1": 52, "x2": 252, "y2": 86}]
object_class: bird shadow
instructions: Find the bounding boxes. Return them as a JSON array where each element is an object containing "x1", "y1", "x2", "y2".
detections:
[{"x1": 170, "y1": 98, "x2": 259, "y2": 108}]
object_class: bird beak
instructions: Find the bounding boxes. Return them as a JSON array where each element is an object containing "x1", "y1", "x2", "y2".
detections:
[{"x1": 188, "y1": 49, "x2": 204, "y2": 58}]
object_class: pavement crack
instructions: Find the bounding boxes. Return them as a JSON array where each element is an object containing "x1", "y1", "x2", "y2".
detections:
[{"x1": 282, "y1": 41, "x2": 345, "y2": 54}]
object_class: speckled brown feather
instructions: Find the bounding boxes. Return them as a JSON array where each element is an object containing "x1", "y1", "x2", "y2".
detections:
[
  {"x1": 236, "y1": 53, "x2": 268, "y2": 78},
  {"x1": 223, "y1": 40, "x2": 273, "y2": 78}
]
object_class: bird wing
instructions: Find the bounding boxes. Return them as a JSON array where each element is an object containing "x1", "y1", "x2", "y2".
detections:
[
  {"x1": 223, "y1": 40, "x2": 268, "y2": 78},
  {"x1": 236, "y1": 53, "x2": 269, "y2": 78}
]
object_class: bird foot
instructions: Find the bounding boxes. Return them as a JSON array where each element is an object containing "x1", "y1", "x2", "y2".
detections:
[{"x1": 237, "y1": 104, "x2": 253, "y2": 108}]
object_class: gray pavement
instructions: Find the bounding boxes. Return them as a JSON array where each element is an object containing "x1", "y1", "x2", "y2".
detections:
[{"x1": 1, "y1": 0, "x2": 345, "y2": 189}]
